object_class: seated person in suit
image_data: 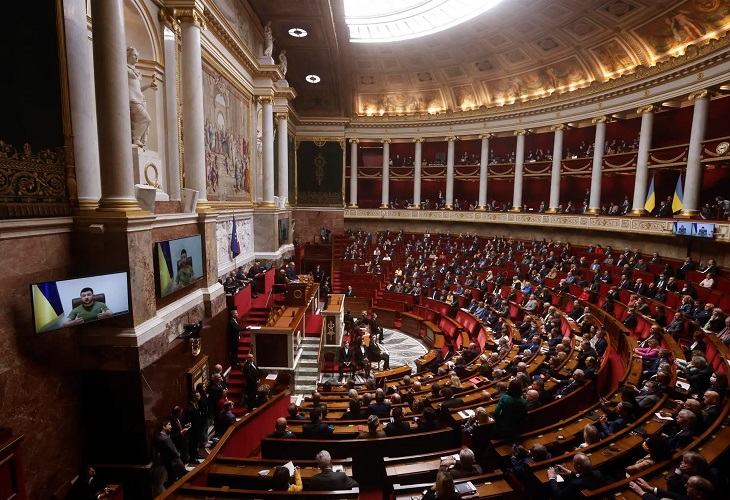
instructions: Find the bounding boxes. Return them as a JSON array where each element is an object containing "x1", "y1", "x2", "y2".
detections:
[
  {"x1": 338, "y1": 342, "x2": 353, "y2": 378},
  {"x1": 629, "y1": 474, "x2": 714, "y2": 500},
  {"x1": 553, "y1": 369, "x2": 586, "y2": 398},
  {"x1": 597, "y1": 401, "x2": 634, "y2": 438},
  {"x1": 68, "y1": 465, "x2": 111, "y2": 500},
  {"x1": 358, "y1": 415, "x2": 386, "y2": 439},
  {"x1": 384, "y1": 406, "x2": 411, "y2": 436},
  {"x1": 301, "y1": 408, "x2": 333, "y2": 439},
  {"x1": 267, "y1": 417, "x2": 296, "y2": 439},
  {"x1": 416, "y1": 406, "x2": 441, "y2": 432},
  {"x1": 660, "y1": 409, "x2": 697, "y2": 451},
  {"x1": 309, "y1": 450, "x2": 359, "y2": 490},
  {"x1": 547, "y1": 453, "x2": 605, "y2": 498},
  {"x1": 341, "y1": 399, "x2": 367, "y2": 420},
  {"x1": 439, "y1": 386, "x2": 466, "y2": 416},
  {"x1": 353, "y1": 338, "x2": 370, "y2": 376},
  {"x1": 367, "y1": 337, "x2": 390, "y2": 370},
  {"x1": 438, "y1": 447, "x2": 483, "y2": 479},
  {"x1": 367, "y1": 388, "x2": 392, "y2": 418},
  {"x1": 287, "y1": 403, "x2": 307, "y2": 421}
]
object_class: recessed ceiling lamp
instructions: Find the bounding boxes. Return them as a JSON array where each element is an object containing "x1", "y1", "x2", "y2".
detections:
[
  {"x1": 306, "y1": 74, "x2": 321, "y2": 83},
  {"x1": 344, "y1": 0, "x2": 504, "y2": 43},
  {"x1": 288, "y1": 28, "x2": 308, "y2": 37}
]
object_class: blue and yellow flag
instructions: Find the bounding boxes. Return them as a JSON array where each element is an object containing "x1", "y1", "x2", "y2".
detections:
[
  {"x1": 157, "y1": 241, "x2": 173, "y2": 295},
  {"x1": 32, "y1": 282, "x2": 64, "y2": 332},
  {"x1": 644, "y1": 175, "x2": 656, "y2": 213},
  {"x1": 672, "y1": 174, "x2": 684, "y2": 213},
  {"x1": 231, "y1": 215, "x2": 241, "y2": 257}
]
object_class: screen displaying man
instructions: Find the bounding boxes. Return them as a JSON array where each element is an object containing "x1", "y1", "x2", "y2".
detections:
[
  {"x1": 65, "y1": 287, "x2": 113, "y2": 325},
  {"x1": 175, "y1": 249, "x2": 196, "y2": 287}
]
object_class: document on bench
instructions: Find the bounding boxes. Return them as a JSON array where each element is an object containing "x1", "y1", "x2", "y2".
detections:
[
  {"x1": 654, "y1": 412, "x2": 674, "y2": 421},
  {"x1": 283, "y1": 461, "x2": 295, "y2": 476},
  {"x1": 332, "y1": 465, "x2": 344, "y2": 472},
  {"x1": 675, "y1": 379, "x2": 690, "y2": 391},
  {"x1": 458, "y1": 409, "x2": 475, "y2": 419},
  {"x1": 265, "y1": 373, "x2": 278, "y2": 380},
  {"x1": 441, "y1": 453, "x2": 460, "y2": 462}
]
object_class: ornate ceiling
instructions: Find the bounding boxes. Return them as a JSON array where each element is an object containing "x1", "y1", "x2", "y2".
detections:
[{"x1": 247, "y1": 0, "x2": 730, "y2": 119}]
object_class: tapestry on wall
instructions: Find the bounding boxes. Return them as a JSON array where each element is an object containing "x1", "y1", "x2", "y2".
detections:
[
  {"x1": 202, "y1": 62, "x2": 252, "y2": 203},
  {"x1": 297, "y1": 140, "x2": 343, "y2": 206}
]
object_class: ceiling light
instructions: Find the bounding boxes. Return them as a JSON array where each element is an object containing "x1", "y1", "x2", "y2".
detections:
[
  {"x1": 306, "y1": 74, "x2": 321, "y2": 83},
  {"x1": 288, "y1": 28, "x2": 308, "y2": 38}
]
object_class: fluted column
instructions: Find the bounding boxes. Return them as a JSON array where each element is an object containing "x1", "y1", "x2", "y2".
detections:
[
  {"x1": 547, "y1": 125, "x2": 564, "y2": 213},
  {"x1": 178, "y1": 6, "x2": 209, "y2": 209},
  {"x1": 65, "y1": 0, "x2": 101, "y2": 210},
  {"x1": 90, "y1": 0, "x2": 140, "y2": 211},
  {"x1": 512, "y1": 130, "x2": 527, "y2": 211},
  {"x1": 261, "y1": 97, "x2": 275, "y2": 206},
  {"x1": 631, "y1": 106, "x2": 655, "y2": 215},
  {"x1": 445, "y1": 136, "x2": 456, "y2": 209},
  {"x1": 380, "y1": 139, "x2": 391, "y2": 208},
  {"x1": 162, "y1": 26, "x2": 181, "y2": 201},
  {"x1": 682, "y1": 90, "x2": 709, "y2": 216},
  {"x1": 276, "y1": 112, "x2": 289, "y2": 205},
  {"x1": 349, "y1": 139, "x2": 358, "y2": 207},
  {"x1": 477, "y1": 134, "x2": 491, "y2": 210},
  {"x1": 587, "y1": 116, "x2": 607, "y2": 213},
  {"x1": 412, "y1": 138, "x2": 424, "y2": 208}
]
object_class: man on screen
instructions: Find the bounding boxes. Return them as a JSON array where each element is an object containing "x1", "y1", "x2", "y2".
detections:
[
  {"x1": 65, "y1": 287, "x2": 113, "y2": 325},
  {"x1": 175, "y1": 249, "x2": 196, "y2": 287}
]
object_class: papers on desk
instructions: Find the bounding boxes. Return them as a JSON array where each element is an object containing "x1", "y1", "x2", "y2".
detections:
[
  {"x1": 258, "y1": 469, "x2": 270, "y2": 476},
  {"x1": 332, "y1": 465, "x2": 344, "y2": 472},
  {"x1": 675, "y1": 379, "x2": 690, "y2": 391},
  {"x1": 458, "y1": 409, "x2": 475, "y2": 419},
  {"x1": 654, "y1": 412, "x2": 674, "y2": 421},
  {"x1": 293, "y1": 394, "x2": 304, "y2": 406},
  {"x1": 455, "y1": 481, "x2": 477, "y2": 496},
  {"x1": 554, "y1": 474, "x2": 564, "y2": 483},
  {"x1": 265, "y1": 373, "x2": 278, "y2": 381},
  {"x1": 441, "y1": 453, "x2": 460, "y2": 462},
  {"x1": 283, "y1": 461, "x2": 295, "y2": 476}
]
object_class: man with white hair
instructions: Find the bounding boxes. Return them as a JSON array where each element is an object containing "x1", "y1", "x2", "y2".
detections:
[
  {"x1": 309, "y1": 450, "x2": 359, "y2": 490},
  {"x1": 438, "y1": 447, "x2": 483, "y2": 479}
]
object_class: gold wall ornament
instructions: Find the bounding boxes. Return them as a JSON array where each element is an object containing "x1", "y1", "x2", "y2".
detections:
[
  {"x1": 149, "y1": 73, "x2": 158, "y2": 90},
  {"x1": 550, "y1": 124, "x2": 566, "y2": 131},
  {"x1": 514, "y1": 130, "x2": 528, "y2": 136},
  {"x1": 636, "y1": 105, "x2": 655, "y2": 115},
  {"x1": 688, "y1": 89, "x2": 708, "y2": 101},
  {"x1": 314, "y1": 153, "x2": 326, "y2": 186},
  {"x1": 158, "y1": 8, "x2": 181, "y2": 33},
  {"x1": 478, "y1": 134, "x2": 494, "y2": 139},
  {"x1": 592, "y1": 116, "x2": 608, "y2": 124},
  {"x1": 445, "y1": 136, "x2": 458, "y2": 142},
  {"x1": 144, "y1": 162, "x2": 161, "y2": 188}
]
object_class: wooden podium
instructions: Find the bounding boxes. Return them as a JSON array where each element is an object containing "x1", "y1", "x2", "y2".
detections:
[{"x1": 286, "y1": 281, "x2": 308, "y2": 306}]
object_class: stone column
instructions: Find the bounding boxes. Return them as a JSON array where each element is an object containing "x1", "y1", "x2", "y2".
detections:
[
  {"x1": 445, "y1": 136, "x2": 456, "y2": 209},
  {"x1": 547, "y1": 125, "x2": 564, "y2": 213},
  {"x1": 631, "y1": 106, "x2": 655, "y2": 215},
  {"x1": 276, "y1": 112, "x2": 289, "y2": 205},
  {"x1": 178, "y1": 7, "x2": 209, "y2": 209},
  {"x1": 588, "y1": 116, "x2": 607, "y2": 213},
  {"x1": 380, "y1": 139, "x2": 391, "y2": 208},
  {"x1": 162, "y1": 25, "x2": 181, "y2": 201},
  {"x1": 512, "y1": 130, "x2": 527, "y2": 211},
  {"x1": 349, "y1": 139, "x2": 358, "y2": 207},
  {"x1": 64, "y1": 0, "x2": 101, "y2": 210},
  {"x1": 682, "y1": 90, "x2": 709, "y2": 217},
  {"x1": 261, "y1": 97, "x2": 275, "y2": 206},
  {"x1": 477, "y1": 134, "x2": 490, "y2": 210},
  {"x1": 413, "y1": 138, "x2": 424, "y2": 208},
  {"x1": 89, "y1": 0, "x2": 140, "y2": 212}
]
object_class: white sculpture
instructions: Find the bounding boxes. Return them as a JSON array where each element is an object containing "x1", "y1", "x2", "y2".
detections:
[
  {"x1": 278, "y1": 49, "x2": 288, "y2": 77},
  {"x1": 263, "y1": 21, "x2": 274, "y2": 58},
  {"x1": 127, "y1": 47, "x2": 157, "y2": 148}
]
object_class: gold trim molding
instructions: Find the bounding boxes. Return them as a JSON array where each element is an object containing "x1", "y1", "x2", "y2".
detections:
[
  {"x1": 592, "y1": 116, "x2": 608, "y2": 124},
  {"x1": 637, "y1": 105, "x2": 655, "y2": 115},
  {"x1": 689, "y1": 89, "x2": 708, "y2": 101}
]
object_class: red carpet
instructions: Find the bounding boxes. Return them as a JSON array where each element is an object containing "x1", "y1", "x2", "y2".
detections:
[{"x1": 305, "y1": 314, "x2": 323, "y2": 336}]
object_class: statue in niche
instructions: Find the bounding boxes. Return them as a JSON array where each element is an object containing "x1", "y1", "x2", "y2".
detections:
[
  {"x1": 278, "y1": 49, "x2": 288, "y2": 77},
  {"x1": 263, "y1": 21, "x2": 274, "y2": 57},
  {"x1": 127, "y1": 46, "x2": 157, "y2": 148}
]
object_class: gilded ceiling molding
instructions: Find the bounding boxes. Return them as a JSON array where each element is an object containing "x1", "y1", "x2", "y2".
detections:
[{"x1": 158, "y1": 8, "x2": 181, "y2": 33}]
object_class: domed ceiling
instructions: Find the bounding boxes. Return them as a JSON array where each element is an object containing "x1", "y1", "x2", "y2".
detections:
[{"x1": 246, "y1": 0, "x2": 730, "y2": 118}]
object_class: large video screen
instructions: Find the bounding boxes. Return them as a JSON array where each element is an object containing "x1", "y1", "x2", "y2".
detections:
[
  {"x1": 154, "y1": 234, "x2": 204, "y2": 298},
  {"x1": 692, "y1": 223, "x2": 715, "y2": 239},
  {"x1": 30, "y1": 272, "x2": 130, "y2": 333},
  {"x1": 672, "y1": 221, "x2": 691, "y2": 236}
]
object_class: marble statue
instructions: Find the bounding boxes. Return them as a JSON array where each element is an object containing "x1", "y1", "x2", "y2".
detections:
[
  {"x1": 127, "y1": 46, "x2": 157, "y2": 148},
  {"x1": 263, "y1": 21, "x2": 274, "y2": 57},
  {"x1": 278, "y1": 49, "x2": 287, "y2": 77}
]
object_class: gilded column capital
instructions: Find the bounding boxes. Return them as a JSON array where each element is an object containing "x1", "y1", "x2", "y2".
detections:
[
  {"x1": 478, "y1": 133, "x2": 494, "y2": 139},
  {"x1": 514, "y1": 129, "x2": 528, "y2": 136},
  {"x1": 688, "y1": 89, "x2": 708, "y2": 101},
  {"x1": 445, "y1": 136, "x2": 458, "y2": 142},
  {"x1": 413, "y1": 138, "x2": 425, "y2": 143},
  {"x1": 550, "y1": 124, "x2": 566, "y2": 131},
  {"x1": 591, "y1": 116, "x2": 608, "y2": 124},
  {"x1": 167, "y1": 7, "x2": 206, "y2": 30},
  {"x1": 636, "y1": 105, "x2": 655, "y2": 115},
  {"x1": 258, "y1": 96, "x2": 274, "y2": 105},
  {"x1": 350, "y1": 138, "x2": 359, "y2": 144},
  {"x1": 275, "y1": 112, "x2": 288, "y2": 121},
  {"x1": 381, "y1": 139, "x2": 392, "y2": 144},
  {"x1": 158, "y1": 8, "x2": 181, "y2": 33}
]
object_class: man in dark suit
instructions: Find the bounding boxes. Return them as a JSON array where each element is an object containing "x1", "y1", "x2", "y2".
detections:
[
  {"x1": 439, "y1": 386, "x2": 465, "y2": 414},
  {"x1": 353, "y1": 339, "x2": 369, "y2": 377},
  {"x1": 554, "y1": 369, "x2": 586, "y2": 398},
  {"x1": 367, "y1": 388, "x2": 392, "y2": 418},
  {"x1": 154, "y1": 421, "x2": 186, "y2": 483},
  {"x1": 243, "y1": 352, "x2": 262, "y2": 410},
  {"x1": 567, "y1": 300, "x2": 584, "y2": 321},
  {"x1": 267, "y1": 417, "x2": 296, "y2": 439},
  {"x1": 367, "y1": 337, "x2": 390, "y2": 370},
  {"x1": 215, "y1": 401, "x2": 236, "y2": 437},
  {"x1": 547, "y1": 453, "x2": 605, "y2": 498},
  {"x1": 227, "y1": 308, "x2": 247, "y2": 367},
  {"x1": 302, "y1": 408, "x2": 334, "y2": 439},
  {"x1": 700, "y1": 259, "x2": 719, "y2": 275},
  {"x1": 678, "y1": 257, "x2": 697, "y2": 278},
  {"x1": 370, "y1": 313, "x2": 384, "y2": 342},
  {"x1": 309, "y1": 450, "x2": 359, "y2": 490},
  {"x1": 662, "y1": 409, "x2": 697, "y2": 450},
  {"x1": 338, "y1": 342, "x2": 353, "y2": 379},
  {"x1": 68, "y1": 465, "x2": 111, "y2": 500},
  {"x1": 700, "y1": 391, "x2": 722, "y2": 431},
  {"x1": 285, "y1": 262, "x2": 298, "y2": 281},
  {"x1": 438, "y1": 447, "x2": 483, "y2": 479},
  {"x1": 344, "y1": 285, "x2": 356, "y2": 297},
  {"x1": 383, "y1": 407, "x2": 410, "y2": 436},
  {"x1": 592, "y1": 329, "x2": 608, "y2": 358}
]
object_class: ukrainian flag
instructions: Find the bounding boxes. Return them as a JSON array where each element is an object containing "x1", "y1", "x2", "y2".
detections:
[
  {"x1": 32, "y1": 282, "x2": 64, "y2": 333},
  {"x1": 157, "y1": 241, "x2": 174, "y2": 295},
  {"x1": 644, "y1": 175, "x2": 656, "y2": 213},
  {"x1": 672, "y1": 174, "x2": 684, "y2": 214}
]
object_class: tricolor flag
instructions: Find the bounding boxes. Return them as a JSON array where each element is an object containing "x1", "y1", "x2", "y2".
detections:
[
  {"x1": 672, "y1": 174, "x2": 684, "y2": 214},
  {"x1": 644, "y1": 175, "x2": 656, "y2": 214},
  {"x1": 157, "y1": 241, "x2": 174, "y2": 295},
  {"x1": 231, "y1": 215, "x2": 241, "y2": 258},
  {"x1": 32, "y1": 282, "x2": 64, "y2": 333}
]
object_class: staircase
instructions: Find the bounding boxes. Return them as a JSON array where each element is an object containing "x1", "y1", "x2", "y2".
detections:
[{"x1": 293, "y1": 337, "x2": 321, "y2": 396}]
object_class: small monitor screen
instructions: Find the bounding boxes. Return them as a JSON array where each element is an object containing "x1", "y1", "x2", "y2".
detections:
[
  {"x1": 30, "y1": 272, "x2": 130, "y2": 333},
  {"x1": 672, "y1": 222, "x2": 691, "y2": 236},
  {"x1": 692, "y1": 223, "x2": 715, "y2": 238},
  {"x1": 154, "y1": 234, "x2": 204, "y2": 297}
]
